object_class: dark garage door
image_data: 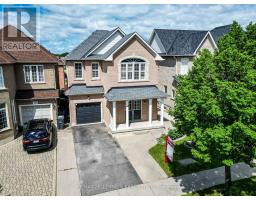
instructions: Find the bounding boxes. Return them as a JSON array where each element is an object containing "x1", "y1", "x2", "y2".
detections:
[{"x1": 76, "y1": 103, "x2": 101, "y2": 124}]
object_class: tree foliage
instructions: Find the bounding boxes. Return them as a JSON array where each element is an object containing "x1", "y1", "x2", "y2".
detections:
[{"x1": 174, "y1": 21, "x2": 256, "y2": 170}]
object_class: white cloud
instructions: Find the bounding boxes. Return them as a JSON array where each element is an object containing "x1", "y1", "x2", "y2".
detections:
[{"x1": 1, "y1": 4, "x2": 255, "y2": 53}]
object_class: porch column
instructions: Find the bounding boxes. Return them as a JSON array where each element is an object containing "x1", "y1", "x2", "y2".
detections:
[
  {"x1": 160, "y1": 98, "x2": 164, "y2": 125},
  {"x1": 148, "y1": 99, "x2": 152, "y2": 126},
  {"x1": 125, "y1": 100, "x2": 129, "y2": 128},
  {"x1": 112, "y1": 101, "x2": 116, "y2": 131}
]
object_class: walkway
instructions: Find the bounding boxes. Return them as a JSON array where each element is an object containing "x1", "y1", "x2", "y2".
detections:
[
  {"x1": 98, "y1": 162, "x2": 256, "y2": 196},
  {"x1": 57, "y1": 128, "x2": 81, "y2": 196},
  {"x1": 113, "y1": 129, "x2": 168, "y2": 183}
]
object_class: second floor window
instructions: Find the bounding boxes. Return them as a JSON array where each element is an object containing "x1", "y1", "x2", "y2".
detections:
[
  {"x1": 180, "y1": 58, "x2": 189, "y2": 75},
  {"x1": 92, "y1": 63, "x2": 99, "y2": 79},
  {"x1": 24, "y1": 65, "x2": 44, "y2": 83},
  {"x1": 75, "y1": 63, "x2": 83, "y2": 79},
  {"x1": 0, "y1": 67, "x2": 5, "y2": 89},
  {"x1": 120, "y1": 58, "x2": 147, "y2": 81}
]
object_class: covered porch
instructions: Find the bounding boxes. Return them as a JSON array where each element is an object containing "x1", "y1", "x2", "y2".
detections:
[{"x1": 105, "y1": 85, "x2": 168, "y2": 133}]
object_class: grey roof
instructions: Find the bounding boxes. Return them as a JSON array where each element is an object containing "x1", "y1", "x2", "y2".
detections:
[
  {"x1": 66, "y1": 28, "x2": 117, "y2": 60},
  {"x1": 83, "y1": 32, "x2": 136, "y2": 60},
  {"x1": 154, "y1": 29, "x2": 208, "y2": 56},
  {"x1": 210, "y1": 25, "x2": 231, "y2": 44},
  {"x1": 65, "y1": 85, "x2": 104, "y2": 96},
  {"x1": 105, "y1": 85, "x2": 168, "y2": 101},
  {"x1": 154, "y1": 25, "x2": 231, "y2": 56}
]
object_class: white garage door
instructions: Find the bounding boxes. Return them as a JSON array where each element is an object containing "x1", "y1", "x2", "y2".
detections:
[{"x1": 20, "y1": 104, "x2": 52, "y2": 124}]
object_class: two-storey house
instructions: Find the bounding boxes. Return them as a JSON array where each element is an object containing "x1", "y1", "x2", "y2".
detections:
[
  {"x1": 0, "y1": 25, "x2": 64, "y2": 142},
  {"x1": 65, "y1": 27, "x2": 168, "y2": 132},
  {"x1": 149, "y1": 25, "x2": 231, "y2": 109}
]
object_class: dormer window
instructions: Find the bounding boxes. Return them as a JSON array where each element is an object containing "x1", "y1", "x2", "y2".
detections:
[{"x1": 120, "y1": 58, "x2": 147, "y2": 81}]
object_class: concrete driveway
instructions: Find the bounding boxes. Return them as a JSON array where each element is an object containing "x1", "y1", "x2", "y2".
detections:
[{"x1": 72, "y1": 124, "x2": 142, "y2": 195}]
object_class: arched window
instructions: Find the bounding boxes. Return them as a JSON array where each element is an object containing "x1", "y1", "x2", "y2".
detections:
[{"x1": 120, "y1": 58, "x2": 147, "y2": 81}]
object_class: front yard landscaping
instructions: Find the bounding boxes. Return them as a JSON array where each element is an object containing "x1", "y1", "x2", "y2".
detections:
[
  {"x1": 185, "y1": 177, "x2": 256, "y2": 196},
  {"x1": 149, "y1": 135, "x2": 219, "y2": 177}
]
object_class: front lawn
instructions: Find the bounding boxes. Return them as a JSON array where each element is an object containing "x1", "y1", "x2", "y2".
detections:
[
  {"x1": 149, "y1": 135, "x2": 219, "y2": 177},
  {"x1": 185, "y1": 177, "x2": 256, "y2": 196}
]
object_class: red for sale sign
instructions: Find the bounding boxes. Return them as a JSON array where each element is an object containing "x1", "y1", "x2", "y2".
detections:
[{"x1": 165, "y1": 135, "x2": 175, "y2": 163}]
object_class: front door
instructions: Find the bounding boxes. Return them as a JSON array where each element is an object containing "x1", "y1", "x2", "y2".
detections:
[{"x1": 128, "y1": 100, "x2": 141, "y2": 122}]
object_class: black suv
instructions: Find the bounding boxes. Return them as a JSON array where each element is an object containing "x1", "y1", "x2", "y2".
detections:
[{"x1": 22, "y1": 119, "x2": 54, "y2": 152}]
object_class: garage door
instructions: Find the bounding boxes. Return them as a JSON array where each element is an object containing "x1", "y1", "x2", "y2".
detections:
[
  {"x1": 76, "y1": 103, "x2": 101, "y2": 124},
  {"x1": 20, "y1": 104, "x2": 52, "y2": 124}
]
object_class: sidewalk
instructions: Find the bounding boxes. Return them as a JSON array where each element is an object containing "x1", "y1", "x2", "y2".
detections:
[
  {"x1": 98, "y1": 162, "x2": 256, "y2": 196},
  {"x1": 56, "y1": 128, "x2": 81, "y2": 196}
]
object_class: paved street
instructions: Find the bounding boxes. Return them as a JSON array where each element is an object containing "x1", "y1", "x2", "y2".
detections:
[
  {"x1": 73, "y1": 124, "x2": 142, "y2": 195},
  {"x1": 99, "y1": 162, "x2": 256, "y2": 196},
  {"x1": 113, "y1": 129, "x2": 168, "y2": 183},
  {"x1": 0, "y1": 137, "x2": 56, "y2": 196}
]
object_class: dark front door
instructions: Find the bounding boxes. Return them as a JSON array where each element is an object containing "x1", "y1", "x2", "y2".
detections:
[
  {"x1": 128, "y1": 100, "x2": 141, "y2": 122},
  {"x1": 76, "y1": 103, "x2": 101, "y2": 124}
]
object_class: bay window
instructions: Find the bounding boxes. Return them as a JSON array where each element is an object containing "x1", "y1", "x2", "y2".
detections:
[
  {"x1": 120, "y1": 58, "x2": 147, "y2": 81},
  {"x1": 0, "y1": 67, "x2": 5, "y2": 89},
  {"x1": 0, "y1": 103, "x2": 8, "y2": 131},
  {"x1": 23, "y1": 65, "x2": 44, "y2": 83}
]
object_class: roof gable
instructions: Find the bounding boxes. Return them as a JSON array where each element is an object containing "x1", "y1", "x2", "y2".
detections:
[{"x1": 0, "y1": 25, "x2": 60, "y2": 64}]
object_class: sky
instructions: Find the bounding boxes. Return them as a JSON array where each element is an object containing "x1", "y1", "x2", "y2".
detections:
[{"x1": 1, "y1": 4, "x2": 256, "y2": 54}]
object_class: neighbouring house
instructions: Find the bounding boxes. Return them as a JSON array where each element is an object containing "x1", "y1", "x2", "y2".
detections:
[
  {"x1": 149, "y1": 25, "x2": 231, "y2": 109},
  {"x1": 0, "y1": 25, "x2": 64, "y2": 142},
  {"x1": 65, "y1": 27, "x2": 168, "y2": 132}
]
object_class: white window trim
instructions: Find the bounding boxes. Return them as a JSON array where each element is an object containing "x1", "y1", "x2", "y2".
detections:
[
  {"x1": 74, "y1": 62, "x2": 84, "y2": 80},
  {"x1": 91, "y1": 62, "x2": 100, "y2": 80},
  {"x1": 118, "y1": 57, "x2": 149, "y2": 82},
  {"x1": 23, "y1": 65, "x2": 45, "y2": 84},
  {"x1": 0, "y1": 66, "x2": 6, "y2": 90},
  {"x1": 180, "y1": 58, "x2": 189, "y2": 75},
  {"x1": 0, "y1": 103, "x2": 10, "y2": 132}
]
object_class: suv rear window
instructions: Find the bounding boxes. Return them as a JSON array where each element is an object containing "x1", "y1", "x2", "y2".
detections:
[{"x1": 27, "y1": 120, "x2": 46, "y2": 131}]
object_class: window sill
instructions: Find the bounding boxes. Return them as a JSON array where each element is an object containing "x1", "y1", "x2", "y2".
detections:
[
  {"x1": 91, "y1": 78, "x2": 100, "y2": 81},
  {"x1": 118, "y1": 79, "x2": 149, "y2": 83},
  {"x1": 0, "y1": 87, "x2": 7, "y2": 91},
  {"x1": 74, "y1": 78, "x2": 84, "y2": 81},
  {"x1": 24, "y1": 82, "x2": 46, "y2": 84}
]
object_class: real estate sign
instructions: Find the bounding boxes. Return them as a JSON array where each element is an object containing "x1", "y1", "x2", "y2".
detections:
[{"x1": 165, "y1": 135, "x2": 175, "y2": 163}]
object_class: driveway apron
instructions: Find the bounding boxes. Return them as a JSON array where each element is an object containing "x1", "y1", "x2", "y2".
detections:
[{"x1": 73, "y1": 124, "x2": 142, "y2": 195}]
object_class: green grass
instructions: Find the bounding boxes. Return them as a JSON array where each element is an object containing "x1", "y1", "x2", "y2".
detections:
[
  {"x1": 185, "y1": 177, "x2": 256, "y2": 196},
  {"x1": 149, "y1": 135, "x2": 219, "y2": 177}
]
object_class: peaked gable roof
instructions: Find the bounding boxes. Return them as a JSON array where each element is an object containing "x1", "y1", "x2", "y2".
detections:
[
  {"x1": 66, "y1": 28, "x2": 163, "y2": 61},
  {"x1": 66, "y1": 27, "x2": 125, "y2": 60},
  {"x1": 210, "y1": 24, "x2": 231, "y2": 44},
  {"x1": 151, "y1": 24, "x2": 231, "y2": 56},
  {"x1": 0, "y1": 25, "x2": 61, "y2": 64}
]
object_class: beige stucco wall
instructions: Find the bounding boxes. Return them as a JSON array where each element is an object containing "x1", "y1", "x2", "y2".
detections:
[
  {"x1": 196, "y1": 35, "x2": 216, "y2": 55},
  {"x1": 15, "y1": 63, "x2": 57, "y2": 90},
  {"x1": 66, "y1": 37, "x2": 159, "y2": 92}
]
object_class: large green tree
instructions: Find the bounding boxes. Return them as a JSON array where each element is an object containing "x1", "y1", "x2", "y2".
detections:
[{"x1": 174, "y1": 21, "x2": 256, "y2": 187}]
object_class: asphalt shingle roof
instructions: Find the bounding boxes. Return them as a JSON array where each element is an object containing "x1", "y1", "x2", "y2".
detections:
[
  {"x1": 66, "y1": 28, "x2": 118, "y2": 60},
  {"x1": 105, "y1": 85, "x2": 168, "y2": 101},
  {"x1": 65, "y1": 85, "x2": 104, "y2": 96},
  {"x1": 210, "y1": 25, "x2": 231, "y2": 44},
  {"x1": 154, "y1": 29, "x2": 208, "y2": 56},
  {"x1": 154, "y1": 25, "x2": 231, "y2": 56}
]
